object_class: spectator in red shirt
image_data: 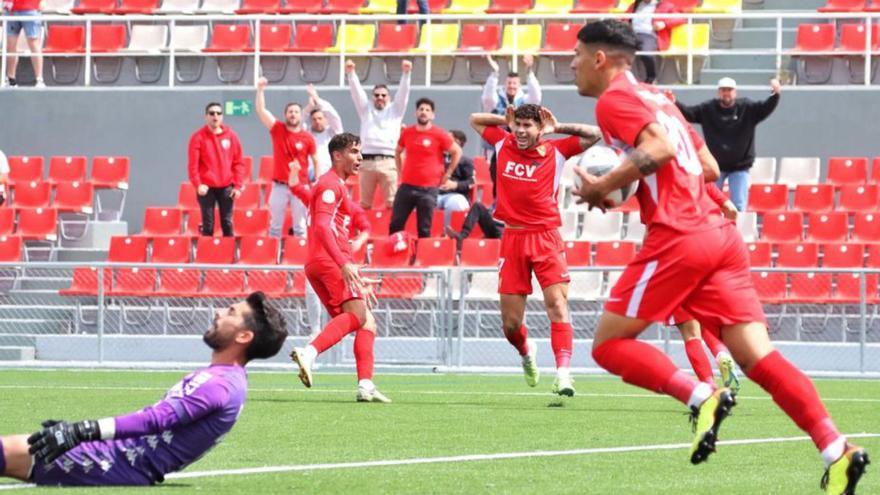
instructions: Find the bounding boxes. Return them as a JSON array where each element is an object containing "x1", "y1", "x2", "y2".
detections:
[
  {"x1": 188, "y1": 102, "x2": 245, "y2": 237},
  {"x1": 3, "y1": 0, "x2": 45, "y2": 88},
  {"x1": 389, "y1": 98, "x2": 462, "y2": 238}
]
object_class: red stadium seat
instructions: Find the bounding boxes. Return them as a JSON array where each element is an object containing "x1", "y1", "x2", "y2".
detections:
[
  {"x1": 665, "y1": 0, "x2": 699, "y2": 9},
  {"x1": 487, "y1": 0, "x2": 531, "y2": 13},
  {"x1": 142, "y1": 207, "x2": 182, "y2": 237},
  {"x1": 872, "y1": 157, "x2": 880, "y2": 183},
  {"x1": 838, "y1": 23, "x2": 880, "y2": 54},
  {"x1": 155, "y1": 269, "x2": 200, "y2": 296},
  {"x1": 788, "y1": 272, "x2": 833, "y2": 303},
  {"x1": 541, "y1": 23, "x2": 579, "y2": 52},
  {"x1": 746, "y1": 241, "x2": 772, "y2": 267},
  {"x1": 0, "y1": 209, "x2": 13, "y2": 236},
  {"x1": 838, "y1": 184, "x2": 879, "y2": 212},
  {"x1": 177, "y1": 182, "x2": 199, "y2": 210},
  {"x1": 751, "y1": 271, "x2": 786, "y2": 304},
  {"x1": 748, "y1": 184, "x2": 787, "y2": 213},
  {"x1": 256, "y1": 156, "x2": 275, "y2": 185},
  {"x1": 834, "y1": 272, "x2": 879, "y2": 303},
  {"x1": 285, "y1": 271, "x2": 307, "y2": 297},
  {"x1": 806, "y1": 212, "x2": 849, "y2": 243},
  {"x1": 183, "y1": 208, "x2": 219, "y2": 237},
  {"x1": 373, "y1": 24, "x2": 418, "y2": 52},
  {"x1": 203, "y1": 25, "x2": 251, "y2": 53},
  {"x1": 793, "y1": 184, "x2": 834, "y2": 212},
  {"x1": 791, "y1": 24, "x2": 836, "y2": 53},
  {"x1": 113, "y1": 0, "x2": 159, "y2": 13},
  {"x1": 199, "y1": 269, "x2": 246, "y2": 297},
  {"x1": 90, "y1": 156, "x2": 130, "y2": 190},
  {"x1": 151, "y1": 236, "x2": 191, "y2": 263},
  {"x1": 0, "y1": 235, "x2": 23, "y2": 262},
  {"x1": 594, "y1": 241, "x2": 637, "y2": 266},
  {"x1": 236, "y1": 0, "x2": 281, "y2": 14},
  {"x1": 246, "y1": 270, "x2": 288, "y2": 296},
  {"x1": 571, "y1": 0, "x2": 615, "y2": 11},
  {"x1": 235, "y1": 186, "x2": 261, "y2": 210},
  {"x1": 372, "y1": 236, "x2": 413, "y2": 267},
  {"x1": 458, "y1": 24, "x2": 501, "y2": 52},
  {"x1": 822, "y1": 243, "x2": 864, "y2": 268},
  {"x1": 818, "y1": 0, "x2": 866, "y2": 12},
  {"x1": 60, "y1": 267, "x2": 112, "y2": 296},
  {"x1": 868, "y1": 0, "x2": 880, "y2": 11},
  {"x1": 54, "y1": 181, "x2": 94, "y2": 214},
  {"x1": 322, "y1": 0, "x2": 364, "y2": 14},
  {"x1": 288, "y1": 24, "x2": 335, "y2": 51},
  {"x1": 367, "y1": 209, "x2": 392, "y2": 239},
  {"x1": 247, "y1": 23, "x2": 292, "y2": 51},
  {"x1": 869, "y1": 244, "x2": 880, "y2": 267},
  {"x1": 761, "y1": 212, "x2": 803, "y2": 243},
  {"x1": 12, "y1": 181, "x2": 51, "y2": 209},
  {"x1": 239, "y1": 236, "x2": 279, "y2": 264},
  {"x1": 90, "y1": 24, "x2": 127, "y2": 53},
  {"x1": 71, "y1": 0, "x2": 116, "y2": 14},
  {"x1": 281, "y1": 237, "x2": 309, "y2": 265},
  {"x1": 460, "y1": 238, "x2": 500, "y2": 266},
  {"x1": 776, "y1": 242, "x2": 819, "y2": 268},
  {"x1": 827, "y1": 157, "x2": 869, "y2": 186},
  {"x1": 44, "y1": 25, "x2": 86, "y2": 53},
  {"x1": 280, "y1": 0, "x2": 323, "y2": 13},
  {"x1": 564, "y1": 240, "x2": 591, "y2": 266},
  {"x1": 110, "y1": 267, "x2": 156, "y2": 296},
  {"x1": 195, "y1": 237, "x2": 236, "y2": 264},
  {"x1": 7, "y1": 156, "x2": 43, "y2": 186},
  {"x1": 852, "y1": 212, "x2": 880, "y2": 243},
  {"x1": 48, "y1": 156, "x2": 87, "y2": 183},
  {"x1": 377, "y1": 275, "x2": 424, "y2": 299},
  {"x1": 109, "y1": 236, "x2": 148, "y2": 263},
  {"x1": 415, "y1": 237, "x2": 456, "y2": 266},
  {"x1": 233, "y1": 209, "x2": 270, "y2": 237}
]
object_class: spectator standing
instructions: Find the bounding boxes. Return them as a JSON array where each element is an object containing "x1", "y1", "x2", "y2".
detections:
[
  {"x1": 303, "y1": 84, "x2": 343, "y2": 181},
  {"x1": 480, "y1": 54, "x2": 542, "y2": 158},
  {"x1": 670, "y1": 77, "x2": 782, "y2": 212},
  {"x1": 348, "y1": 59, "x2": 412, "y2": 210},
  {"x1": 255, "y1": 77, "x2": 319, "y2": 238},
  {"x1": 0, "y1": 148, "x2": 9, "y2": 205},
  {"x1": 628, "y1": 0, "x2": 684, "y2": 84},
  {"x1": 187, "y1": 102, "x2": 245, "y2": 237},
  {"x1": 396, "y1": 0, "x2": 427, "y2": 24},
  {"x1": 437, "y1": 130, "x2": 474, "y2": 226},
  {"x1": 3, "y1": 0, "x2": 44, "y2": 88},
  {"x1": 389, "y1": 98, "x2": 461, "y2": 238}
]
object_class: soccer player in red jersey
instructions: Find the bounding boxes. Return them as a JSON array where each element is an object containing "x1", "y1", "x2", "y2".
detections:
[
  {"x1": 469, "y1": 104, "x2": 601, "y2": 396},
  {"x1": 289, "y1": 133, "x2": 390, "y2": 403},
  {"x1": 570, "y1": 20, "x2": 868, "y2": 492}
]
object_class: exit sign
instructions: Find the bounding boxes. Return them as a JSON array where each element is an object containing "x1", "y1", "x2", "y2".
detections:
[{"x1": 225, "y1": 99, "x2": 252, "y2": 116}]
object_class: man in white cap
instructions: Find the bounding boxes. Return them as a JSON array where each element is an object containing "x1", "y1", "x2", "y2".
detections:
[{"x1": 666, "y1": 77, "x2": 781, "y2": 212}]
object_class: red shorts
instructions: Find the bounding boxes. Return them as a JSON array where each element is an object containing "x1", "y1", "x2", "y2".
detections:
[
  {"x1": 606, "y1": 223, "x2": 766, "y2": 327},
  {"x1": 668, "y1": 308, "x2": 695, "y2": 326},
  {"x1": 498, "y1": 228, "x2": 570, "y2": 295},
  {"x1": 305, "y1": 258, "x2": 362, "y2": 317}
]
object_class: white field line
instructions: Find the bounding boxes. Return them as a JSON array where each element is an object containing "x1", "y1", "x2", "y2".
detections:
[
  {"x1": 0, "y1": 384, "x2": 878, "y2": 403},
  {"x1": 1, "y1": 433, "x2": 877, "y2": 490}
]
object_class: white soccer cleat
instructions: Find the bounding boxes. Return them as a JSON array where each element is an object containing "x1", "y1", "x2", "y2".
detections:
[
  {"x1": 356, "y1": 386, "x2": 392, "y2": 403},
  {"x1": 289, "y1": 347, "x2": 314, "y2": 388},
  {"x1": 553, "y1": 373, "x2": 575, "y2": 397},
  {"x1": 521, "y1": 340, "x2": 540, "y2": 387}
]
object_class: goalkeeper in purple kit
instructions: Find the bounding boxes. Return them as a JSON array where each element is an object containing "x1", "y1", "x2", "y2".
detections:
[{"x1": 0, "y1": 292, "x2": 287, "y2": 487}]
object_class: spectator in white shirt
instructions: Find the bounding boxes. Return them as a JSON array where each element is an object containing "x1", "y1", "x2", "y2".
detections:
[
  {"x1": 347, "y1": 58, "x2": 412, "y2": 210},
  {"x1": 0, "y1": 149, "x2": 9, "y2": 205},
  {"x1": 479, "y1": 54, "x2": 542, "y2": 158},
  {"x1": 303, "y1": 84, "x2": 344, "y2": 181}
]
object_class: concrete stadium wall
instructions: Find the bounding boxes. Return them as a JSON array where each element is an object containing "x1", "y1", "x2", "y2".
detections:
[{"x1": 0, "y1": 87, "x2": 877, "y2": 233}]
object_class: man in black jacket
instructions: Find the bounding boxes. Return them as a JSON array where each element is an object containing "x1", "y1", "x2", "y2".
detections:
[
  {"x1": 437, "y1": 130, "x2": 476, "y2": 226},
  {"x1": 669, "y1": 77, "x2": 781, "y2": 212}
]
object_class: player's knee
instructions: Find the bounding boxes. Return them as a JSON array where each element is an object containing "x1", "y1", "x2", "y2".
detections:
[
  {"x1": 544, "y1": 299, "x2": 568, "y2": 322},
  {"x1": 501, "y1": 316, "x2": 522, "y2": 334},
  {"x1": 361, "y1": 311, "x2": 377, "y2": 333},
  {"x1": 677, "y1": 320, "x2": 701, "y2": 340}
]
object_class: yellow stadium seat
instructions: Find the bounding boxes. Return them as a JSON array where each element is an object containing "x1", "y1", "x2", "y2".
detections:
[
  {"x1": 411, "y1": 23, "x2": 460, "y2": 54},
  {"x1": 498, "y1": 24, "x2": 542, "y2": 54},
  {"x1": 527, "y1": 0, "x2": 571, "y2": 14},
  {"x1": 610, "y1": 0, "x2": 632, "y2": 12},
  {"x1": 665, "y1": 23, "x2": 710, "y2": 54},
  {"x1": 360, "y1": 0, "x2": 396, "y2": 13},
  {"x1": 442, "y1": 0, "x2": 489, "y2": 13},
  {"x1": 326, "y1": 23, "x2": 376, "y2": 53},
  {"x1": 693, "y1": 0, "x2": 741, "y2": 13}
]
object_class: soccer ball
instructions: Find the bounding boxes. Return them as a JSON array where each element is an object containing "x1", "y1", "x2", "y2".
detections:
[{"x1": 571, "y1": 145, "x2": 636, "y2": 207}]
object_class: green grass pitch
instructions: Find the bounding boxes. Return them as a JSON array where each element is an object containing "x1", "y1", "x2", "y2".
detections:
[{"x1": 0, "y1": 370, "x2": 877, "y2": 494}]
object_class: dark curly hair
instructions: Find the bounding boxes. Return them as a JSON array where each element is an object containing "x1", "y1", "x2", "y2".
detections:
[{"x1": 243, "y1": 292, "x2": 288, "y2": 362}]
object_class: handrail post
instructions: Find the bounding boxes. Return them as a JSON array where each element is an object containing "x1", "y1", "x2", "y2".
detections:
[
  {"x1": 169, "y1": 18, "x2": 176, "y2": 87},
  {"x1": 859, "y1": 271, "x2": 867, "y2": 374},
  {"x1": 775, "y1": 16, "x2": 783, "y2": 78},
  {"x1": 253, "y1": 17, "x2": 261, "y2": 85},
  {"x1": 686, "y1": 15, "x2": 693, "y2": 85},
  {"x1": 456, "y1": 269, "x2": 467, "y2": 368},
  {"x1": 97, "y1": 266, "x2": 105, "y2": 363},
  {"x1": 338, "y1": 17, "x2": 346, "y2": 87},
  {"x1": 864, "y1": 14, "x2": 872, "y2": 87},
  {"x1": 425, "y1": 16, "x2": 432, "y2": 88},
  {"x1": 511, "y1": 16, "x2": 518, "y2": 73},
  {"x1": 1, "y1": 16, "x2": 7, "y2": 88},
  {"x1": 84, "y1": 18, "x2": 92, "y2": 86}
]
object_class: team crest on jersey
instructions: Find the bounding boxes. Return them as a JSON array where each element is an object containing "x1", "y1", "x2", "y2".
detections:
[
  {"x1": 221, "y1": 138, "x2": 231, "y2": 150},
  {"x1": 422, "y1": 138, "x2": 432, "y2": 147},
  {"x1": 536, "y1": 145, "x2": 546, "y2": 157},
  {"x1": 295, "y1": 141, "x2": 303, "y2": 150},
  {"x1": 322, "y1": 189, "x2": 336, "y2": 204}
]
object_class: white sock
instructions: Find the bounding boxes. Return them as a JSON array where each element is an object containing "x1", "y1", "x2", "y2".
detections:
[
  {"x1": 557, "y1": 367, "x2": 571, "y2": 379},
  {"x1": 821, "y1": 437, "x2": 847, "y2": 468},
  {"x1": 358, "y1": 379, "x2": 375, "y2": 390},
  {"x1": 303, "y1": 345, "x2": 318, "y2": 362},
  {"x1": 687, "y1": 382, "x2": 714, "y2": 409}
]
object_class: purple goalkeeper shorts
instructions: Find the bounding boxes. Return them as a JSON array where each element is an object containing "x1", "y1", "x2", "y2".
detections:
[{"x1": 31, "y1": 440, "x2": 161, "y2": 486}]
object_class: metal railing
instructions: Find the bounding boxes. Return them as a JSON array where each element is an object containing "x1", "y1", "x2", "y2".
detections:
[{"x1": 0, "y1": 11, "x2": 878, "y2": 88}]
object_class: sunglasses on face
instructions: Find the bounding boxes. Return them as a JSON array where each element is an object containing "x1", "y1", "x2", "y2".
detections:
[
  {"x1": 373, "y1": 94, "x2": 388, "y2": 99},
  {"x1": 208, "y1": 111, "x2": 223, "y2": 116}
]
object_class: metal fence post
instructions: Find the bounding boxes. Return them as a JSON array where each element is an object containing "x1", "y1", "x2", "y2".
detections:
[
  {"x1": 859, "y1": 271, "x2": 867, "y2": 374},
  {"x1": 253, "y1": 17, "x2": 261, "y2": 86},
  {"x1": 1, "y1": 17, "x2": 7, "y2": 88},
  {"x1": 84, "y1": 19, "x2": 92, "y2": 87},
  {"x1": 425, "y1": 16, "x2": 432, "y2": 88},
  {"x1": 97, "y1": 265, "x2": 105, "y2": 363},
  {"x1": 775, "y1": 16, "x2": 783, "y2": 78},
  {"x1": 338, "y1": 17, "x2": 346, "y2": 87},
  {"x1": 168, "y1": 18, "x2": 176, "y2": 88},
  {"x1": 865, "y1": 15, "x2": 872, "y2": 87},
  {"x1": 457, "y1": 269, "x2": 467, "y2": 368}
]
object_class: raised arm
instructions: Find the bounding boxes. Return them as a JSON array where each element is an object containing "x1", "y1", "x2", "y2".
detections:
[
  {"x1": 390, "y1": 60, "x2": 413, "y2": 119},
  {"x1": 346, "y1": 60, "x2": 369, "y2": 119},
  {"x1": 750, "y1": 79, "x2": 781, "y2": 123},
  {"x1": 540, "y1": 107, "x2": 601, "y2": 150},
  {"x1": 523, "y1": 54, "x2": 542, "y2": 104},
  {"x1": 481, "y1": 55, "x2": 501, "y2": 112},
  {"x1": 255, "y1": 77, "x2": 277, "y2": 130},
  {"x1": 469, "y1": 112, "x2": 508, "y2": 137},
  {"x1": 307, "y1": 84, "x2": 344, "y2": 135}
]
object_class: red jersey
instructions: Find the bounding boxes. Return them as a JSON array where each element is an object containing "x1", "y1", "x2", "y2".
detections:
[
  {"x1": 596, "y1": 71, "x2": 725, "y2": 234},
  {"x1": 398, "y1": 125, "x2": 454, "y2": 188},
  {"x1": 307, "y1": 170, "x2": 356, "y2": 267},
  {"x1": 482, "y1": 126, "x2": 583, "y2": 229},
  {"x1": 269, "y1": 121, "x2": 316, "y2": 184}
]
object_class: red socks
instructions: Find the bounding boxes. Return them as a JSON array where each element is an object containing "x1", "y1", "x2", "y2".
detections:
[
  {"x1": 550, "y1": 322, "x2": 573, "y2": 368},
  {"x1": 684, "y1": 338, "x2": 715, "y2": 385},
  {"x1": 747, "y1": 351, "x2": 841, "y2": 452},
  {"x1": 354, "y1": 329, "x2": 375, "y2": 381},
  {"x1": 593, "y1": 338, "x2": 698, "y2": 405},
  {"x1": 504, "y1": 325, "x2": 530, "y2": 356},
  {"x1": 311, "y1": 312, "x2": 360, "y2": 354},
  {"x1": 700, "y1": 326, "x2": 730, "y2": 358}
]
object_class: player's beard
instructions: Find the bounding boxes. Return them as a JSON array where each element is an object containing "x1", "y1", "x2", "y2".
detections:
[{"x1": 203, "y1": 315, "x2": 227, "y2": 350}]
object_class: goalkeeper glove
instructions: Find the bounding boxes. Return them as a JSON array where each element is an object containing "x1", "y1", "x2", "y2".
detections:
[{"x1": 28, "y1": 419, "x2": 102, "y2": 463}]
